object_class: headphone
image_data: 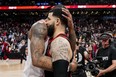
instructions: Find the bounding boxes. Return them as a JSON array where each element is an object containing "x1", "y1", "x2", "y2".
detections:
[{"x1": 100, "y1": 32, "x2": 113, "y2": 44}]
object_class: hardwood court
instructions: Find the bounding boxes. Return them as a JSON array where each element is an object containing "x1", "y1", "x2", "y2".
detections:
[
  {"x1": 0, "y1": 59, "x2": 24, "y2": 77},
  {"x1": 0, "y1": 59, "x2": 94, "y2": 77}
]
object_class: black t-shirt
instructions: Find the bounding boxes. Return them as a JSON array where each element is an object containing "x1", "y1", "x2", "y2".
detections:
[
  {"x1": 72, "y1": 46, "x2": 87, "y2": 75},
  {"x1": 76, "y1": 46, "x2": 86, "y2": 67},
  {"x1": 96, "y1": 46, "x2": 116, "y2": 77},
  {"x1": 111, "y1": 41, "x2": 116, "y2": 48},
  {"x1": 20, "y1": 45, "x2": 26, "y2": 55}
]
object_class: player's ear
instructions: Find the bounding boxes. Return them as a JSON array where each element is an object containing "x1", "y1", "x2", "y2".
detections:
[{"x1": 56, "y1": 18, "x2": 60, "y2": 26}]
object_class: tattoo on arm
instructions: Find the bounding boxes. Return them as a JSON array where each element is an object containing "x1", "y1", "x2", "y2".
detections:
[
  {"x1": 51, "y1": 37, "x2": 72, "y2": 62},
  {"x1": 69, "y1": 29, "x2": 76, "y2": 52},
  {"x1": 29, "y1": 22, "x2": 52, "y2": 71}
]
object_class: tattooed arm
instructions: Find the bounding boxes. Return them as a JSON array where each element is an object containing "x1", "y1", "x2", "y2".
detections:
[
  {"x1": 51, "y1": 37, "x2": 72, "y2": 62},
  {"x1": 29, "y1": 21, "x2": 52, "y2": 71},
  {"x1": 62, "y1": 8, "x2": 77, "y2": 72},
  {"x1": 62, "y1": 8, "x2": 76, "y2": 52},
  {"x1": 51, "y1": 37, "x2": 72, "y2": 77},
  {"x1": 29, "y1": 21, "x2": 76, "y2": 72}
]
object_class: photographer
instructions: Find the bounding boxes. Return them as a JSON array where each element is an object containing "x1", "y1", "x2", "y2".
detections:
[
  {"x1": 72, "y1": 38, "x2": 89, "y2": 77},
  {"x1": 96, "y1": 32, "x2": 116, "y2": 77}
]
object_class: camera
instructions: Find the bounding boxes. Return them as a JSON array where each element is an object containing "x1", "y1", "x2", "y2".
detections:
[{"x1": 85, "y1": 60, "x2": 99, "y2": 76}]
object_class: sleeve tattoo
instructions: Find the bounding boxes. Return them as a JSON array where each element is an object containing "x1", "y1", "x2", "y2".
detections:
[
  {"x1": 51, "y1": 37, "x2": 72, "y2": 62},
  {"x1": 30, "y1": 22, "x2": 52, "y2": 71}
]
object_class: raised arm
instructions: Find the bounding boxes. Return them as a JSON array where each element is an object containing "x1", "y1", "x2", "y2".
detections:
[
  {"x1": 29, "y1": 21, "x2": 52, "y2": 71},
  {"x1": 62, "y1": 8, "x2": 77, "y2": 72},
  {"x1": 62, "y1": 8, "x2": 76, "y2": 52}
]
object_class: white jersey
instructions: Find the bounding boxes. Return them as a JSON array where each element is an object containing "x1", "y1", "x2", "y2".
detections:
[{"x1": 23, "y1": 39, "x2": 48, "y2": 77}]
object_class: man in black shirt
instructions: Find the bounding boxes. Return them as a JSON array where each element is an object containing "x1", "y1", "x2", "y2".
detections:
[
  {"x1": 20, "y1": 40, "x2": 27, "y2": 64},
  {"x1": 72, "y1": 38, "x2": 89, "y2": 77},
  {"x1": 96, "y1": 33, "x2": 116, "y2": 77}
]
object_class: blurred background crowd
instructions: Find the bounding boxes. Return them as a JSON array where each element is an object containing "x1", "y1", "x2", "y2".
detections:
[
  {"x1": 0, "y1": 0, "x2": 116, "y2": 62},
  {"x1": 0, "y1": 0, "x2": 116, "y2": 5}
]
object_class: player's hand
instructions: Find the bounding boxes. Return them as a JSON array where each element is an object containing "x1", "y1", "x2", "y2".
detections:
[{"x1": 62, "y1": 8, "x2": 74, "y2": 30}]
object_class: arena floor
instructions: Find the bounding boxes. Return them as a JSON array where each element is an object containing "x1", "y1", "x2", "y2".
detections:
[
  {"x1": 0, "y1": 59, "x2": 24, "y2": 77},
  {"x1": 0, "y1": 59, "x2": 94, "y2": 77}
]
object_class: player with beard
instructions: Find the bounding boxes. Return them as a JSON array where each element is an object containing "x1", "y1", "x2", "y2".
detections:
[
  {"x1": 44, "y1": 4, "x2": 75, "y2": 77},
  {"x1": 26, "y1": 4, "x2": 77, "y2": 77}
]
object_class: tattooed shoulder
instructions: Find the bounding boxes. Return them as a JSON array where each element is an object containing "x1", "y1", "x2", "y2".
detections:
[
  {"x1": 31, "y1": 21, "x2": 47, "y2": 39},
  {"x1": 51, "y1": 37, "x2": 72, "y2": 62},
  {"x1": 30, "y1": 21, "x2": 48, "y2": 67}
]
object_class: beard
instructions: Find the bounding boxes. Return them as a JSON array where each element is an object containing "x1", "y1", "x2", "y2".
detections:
[{"x1": 47, "y1": 23, "x2": 55, "y2": 37}]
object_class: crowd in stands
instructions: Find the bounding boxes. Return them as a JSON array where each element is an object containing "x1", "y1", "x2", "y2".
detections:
[
  {"x1": 0, "y1": 0, "x2": 116, "y2": 6},
  {"x1": 74, "y1": 16, "x2": 116, "y2": 40},
  {"x1": 0, "y1": 16, "x2": 116, "y2": 60},
  {"x1": 74, "y1": 16, "x2": 116, "y2": 59},
  {"x1": 0, "y1": 19, "x2": 30, "y2": 60}
]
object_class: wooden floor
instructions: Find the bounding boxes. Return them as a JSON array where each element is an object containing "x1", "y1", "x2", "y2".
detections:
[
  {"x1": 0, "y1": 59, "x2": 94, "y2": 77},
  {"x1": 0, "y1": 59, "x2": 24, "y2": 77}
]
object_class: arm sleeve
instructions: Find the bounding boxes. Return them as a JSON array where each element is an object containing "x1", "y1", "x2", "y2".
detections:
[{"x1": 53, "y1": 60, "x2": 69, "y2": 77}]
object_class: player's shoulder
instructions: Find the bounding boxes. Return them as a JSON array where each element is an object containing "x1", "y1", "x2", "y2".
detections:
[
  {"x1": 29, "y1": 20, "x2": 47, "y2": 39},
  {"x1": 31, "y1": 20, "x2": 47, "y2": 29},
  {"x1": 52, "y1": 36, "x2": 70, "y2": 46}
]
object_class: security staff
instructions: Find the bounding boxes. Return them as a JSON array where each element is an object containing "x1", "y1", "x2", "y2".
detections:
[{"x1": 96, "y1": 32, "x2": 116, "y2": 77}]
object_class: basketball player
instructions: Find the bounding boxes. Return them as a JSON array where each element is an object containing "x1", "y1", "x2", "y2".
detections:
[
  {"x1": 23, "y1": 20, "x2": 48, "y2": 77},
  {"x1": 23, "y1": 4, "x2": 77, "y2": 77}
]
